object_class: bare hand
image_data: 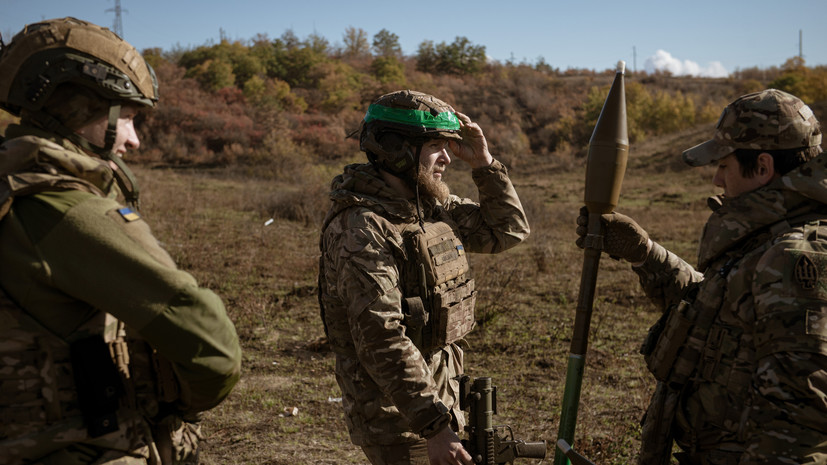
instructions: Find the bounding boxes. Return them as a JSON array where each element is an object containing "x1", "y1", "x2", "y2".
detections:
[
  {"x1": 447, "y1": 112, "x2": 493, "y2": 169},
  {"x1": 427, "y1": 426, "x2": 473, "y2": 465}
]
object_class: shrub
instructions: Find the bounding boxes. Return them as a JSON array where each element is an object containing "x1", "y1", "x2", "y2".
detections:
[
  {"x1": 136, "y1": 60, "x2": 260, "y2": 166},
  {"x1": 243, "y1": 75, "x2": 308, "y2": 114},
  {"x1": 185, "y1": 59, "x2": 236, "y2": 92},
  {"x1": 584, "y1": 80, "x2": 712, "y2": 146},
  {"x1": 371, "y1": 56, "x2": 406, "y2": 86},
  {"x1": 769, "y1": 58, "x2": 827, "y2": 103},
  {"x1": 415, "y1": 36, "x2": 487, "y2": 75},
  {"x1": 313, "y1": 61, "x2": 364, "y2": 113}
]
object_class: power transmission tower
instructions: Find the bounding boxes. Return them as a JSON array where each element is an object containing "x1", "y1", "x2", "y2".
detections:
[{"x1": 105, "y1": 0, "x2": 127, "y2": 37}]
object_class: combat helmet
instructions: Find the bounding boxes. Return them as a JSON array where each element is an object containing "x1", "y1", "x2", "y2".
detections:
[
  {"x1": 0, "y1": 17, "x2": 158, "y2": 154},
  {"x1": 358, "y1": 90, "x2": 461, "y2": 175}
]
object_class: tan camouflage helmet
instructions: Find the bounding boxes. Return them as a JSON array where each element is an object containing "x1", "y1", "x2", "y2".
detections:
[
  {"x1": 0, "y1": 16, "x2": 158, "y2": 116},
  {"x1": 683, "y1": 88, "x2": 822, "y2": 166},
  {"x1": 361, "y1": 90, "x2": 462, "y2": 140},
  {"x1": 357, "y1": 90, "x2": 462, "y2": 174}
]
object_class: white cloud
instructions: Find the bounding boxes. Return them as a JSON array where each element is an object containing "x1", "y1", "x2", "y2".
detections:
[{"x1": 644, "y1": 50, "x2": 729, "y2": 78}]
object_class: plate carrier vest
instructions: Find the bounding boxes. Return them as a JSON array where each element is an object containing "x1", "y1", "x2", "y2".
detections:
[{"x1": 396, "y1": 216, "x2": 477, "y2": 354}]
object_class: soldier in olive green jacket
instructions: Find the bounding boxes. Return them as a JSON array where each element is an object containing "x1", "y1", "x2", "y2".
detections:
[{"x1": 0, "y1": 18, "x2": 241, "y2": 464}]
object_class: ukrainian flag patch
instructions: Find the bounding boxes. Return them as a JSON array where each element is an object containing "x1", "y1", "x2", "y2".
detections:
[{"x1": 118, "y1": 207, "x2": 141, "y2": 222}]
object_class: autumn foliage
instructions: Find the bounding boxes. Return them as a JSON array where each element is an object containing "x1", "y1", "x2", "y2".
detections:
[{"x1": 3, "y1": 28, "x2": 827, "y2": 177}]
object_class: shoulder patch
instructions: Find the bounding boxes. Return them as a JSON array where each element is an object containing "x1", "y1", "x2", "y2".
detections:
[
  {"x1": 117, "y1": 207, "x2": 141, "y2": 222},
  {"x1": 795, "y1": 254, "x2": 819, "y2": 290},
  {"x1": 781, "y1": 249, "x2": 827, "y2": 299}
]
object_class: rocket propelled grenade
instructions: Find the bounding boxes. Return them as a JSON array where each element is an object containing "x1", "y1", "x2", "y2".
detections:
[
  {"x1": 554, "y1": 60, "x2": 629, "y2": 465},
  {"x1": 584, "y1": 60, "x2": 629, "y2": 214}
]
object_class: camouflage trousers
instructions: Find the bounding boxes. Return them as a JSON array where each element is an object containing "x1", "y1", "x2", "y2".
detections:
[
  {"x1": 361, "y1": 440, "x2": 429, "y2": 465},
  {"x1": 17, "y1": 419, "x2": 202, "y2": 465}
]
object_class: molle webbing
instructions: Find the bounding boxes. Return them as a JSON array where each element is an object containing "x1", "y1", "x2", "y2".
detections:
[
  {"x1": 640, "y1": 216, "x2": 827, "y2": 457},
  {"x1": 644, "y1": 215, "x2": 827, "y2": 388},
  {"x1": 643, "y1": 277, "x2": 722, "y2": 387},
  {"x1": 0, "y1": 285, "x2": 173, "y2": 461},
  {"x1": 397, "y1": 218, "x2": 476, "y2": 354},
  {"x1": 0, "y1": 288, "x2": 77, "y2": 440}
]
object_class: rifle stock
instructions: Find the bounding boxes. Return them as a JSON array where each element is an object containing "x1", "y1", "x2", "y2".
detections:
[{"x1": 459, "y1": 375, "x2": 547, "y2": 464}]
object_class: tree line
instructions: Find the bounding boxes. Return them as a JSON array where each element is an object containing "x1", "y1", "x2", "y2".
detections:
[{"x1": 3, "y1": 27, "x2": 826, "y2": 175}]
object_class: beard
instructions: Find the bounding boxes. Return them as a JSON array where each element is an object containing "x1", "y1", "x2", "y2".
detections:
[{"x1": 415, "y1": 165, "x2": 450, "y2": 203}]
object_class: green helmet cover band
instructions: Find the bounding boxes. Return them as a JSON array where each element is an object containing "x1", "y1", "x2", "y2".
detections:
[{"x1": 364, "y1": 104, "x2": 460, "y2": 131}]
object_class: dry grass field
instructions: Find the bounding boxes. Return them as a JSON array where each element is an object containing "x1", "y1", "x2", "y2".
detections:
[{"x1": 129, "y1": 120, "x2": 726, "y2": 464}]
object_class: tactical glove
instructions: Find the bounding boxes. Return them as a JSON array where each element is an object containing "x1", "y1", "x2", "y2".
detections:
[{"x1": 575, "y1": 206, "x2": 650, "y2": 264}]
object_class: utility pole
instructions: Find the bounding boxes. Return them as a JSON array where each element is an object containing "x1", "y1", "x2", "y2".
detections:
[
  {"x1": 106, "y1": 0, "x2": 126, "y2": 38},
  {"x1": 633, "y1": 46, "x2": 637, "y2": 74},
  {"x1": 799, "y1": 29, "x2": 803, "y2": 61}
]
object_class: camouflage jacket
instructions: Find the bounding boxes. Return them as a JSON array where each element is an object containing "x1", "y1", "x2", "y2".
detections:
[
  {"x1": 318, "y1": 160, "x2": 529, "y2": 446},
  {"x1": 634, "y1": 151, "x2": 827, "y2": 462},
  {"x1": 0, "y1": 124, "x2": 242, "y2": 463}
]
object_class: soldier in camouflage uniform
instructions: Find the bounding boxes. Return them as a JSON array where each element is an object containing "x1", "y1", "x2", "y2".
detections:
[
  {"x1": 318, "y1": 90, "x2": 529, "y2": 465},
  {"x1": 0, "y1": 18, "x2": 241, "y2": 464},
  {"x1": 577, "y1": 89, "x2": 827, "y2": 464}
]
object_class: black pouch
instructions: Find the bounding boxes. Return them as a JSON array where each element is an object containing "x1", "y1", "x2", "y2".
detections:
[{"x1": 70, "y1": 336, "x2": 124, "y2": 437}]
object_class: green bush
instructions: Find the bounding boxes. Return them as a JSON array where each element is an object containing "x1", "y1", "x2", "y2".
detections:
[
  {"x1": 371, "y1": 56, "x2": 406, "y2": 85},
  {"x1": 769, "y1": 58, "x2": 827, "y2": 103},
  {"x1": 415, "y1": 36, "x2": 486, "y2": 75}
]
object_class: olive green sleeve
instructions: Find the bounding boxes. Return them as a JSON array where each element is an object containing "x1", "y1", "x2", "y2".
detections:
[{"x1": 13, "y1": 190, "x2": 241, "y2": 413}]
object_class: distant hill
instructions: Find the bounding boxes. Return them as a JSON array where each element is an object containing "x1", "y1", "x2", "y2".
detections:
[{"x1": 2, "y1": 41, "x2": 825, "y2": 178}]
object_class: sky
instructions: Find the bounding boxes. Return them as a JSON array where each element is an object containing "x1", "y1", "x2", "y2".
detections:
[{"x1": 3, "y1": 0, "x2": 827, "y2": 78}]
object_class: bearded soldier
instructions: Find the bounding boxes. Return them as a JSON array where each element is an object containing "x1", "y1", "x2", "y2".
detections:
[
  {"x1": 577, "y1": 89, "x2": 827, "y2": 464},
  {"x1": 0, "y1": 17, "x2": 241, "y2": 464},
  {"x1": 318, "y1": 90, "x2": 529, "y2": 465}
]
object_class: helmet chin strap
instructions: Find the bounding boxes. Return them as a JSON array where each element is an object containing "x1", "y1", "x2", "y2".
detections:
[
  {"x1": 101, "y1": 103, "x2": 141, "y2": 210},
  {"x1": 32, "y1": 103, "x2": 141, "y2": 210},
  {"x1": 411, "y1": 143, "x2": 425, "y2": 233}
]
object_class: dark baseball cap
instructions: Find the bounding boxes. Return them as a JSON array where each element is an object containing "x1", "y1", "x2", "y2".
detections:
[{"x1": 683, "y1": 89, "x2": 822, "y2": 166}]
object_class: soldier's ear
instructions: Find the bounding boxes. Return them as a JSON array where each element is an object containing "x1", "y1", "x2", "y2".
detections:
[{"x1": 756, "y1": 152, "x2": 776, "y2": 183}]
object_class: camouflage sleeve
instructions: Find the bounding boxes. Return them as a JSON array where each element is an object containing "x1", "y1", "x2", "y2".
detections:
[
  {"x1": 333, "y1": 213, "x2": 450, "y2": 436},
  {"x1": 444, "y1": 159, "x2": 529, "y2": 254},
  {"x1": 742, "y1": 239, "x2": 827, "y2": 461},
  {"x1": 631, "y1": 241, "x2": 704, "y2": 310},
  {"x1": 9, "y1": 191, "x2": 241, "y2": 414}
]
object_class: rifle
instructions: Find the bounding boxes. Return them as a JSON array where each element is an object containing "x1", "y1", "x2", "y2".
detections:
[{"x1": 459, "y1": 375, "x2": 547, "y2": 464}]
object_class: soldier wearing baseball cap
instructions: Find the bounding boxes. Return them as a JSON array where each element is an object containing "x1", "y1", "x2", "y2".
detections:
[
  {"x1": 683, "y1": 88, "x2": 821, "y2": 167},
  {"x1": 576, "y1": 89, "x2": 827, "y2": 464}
]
